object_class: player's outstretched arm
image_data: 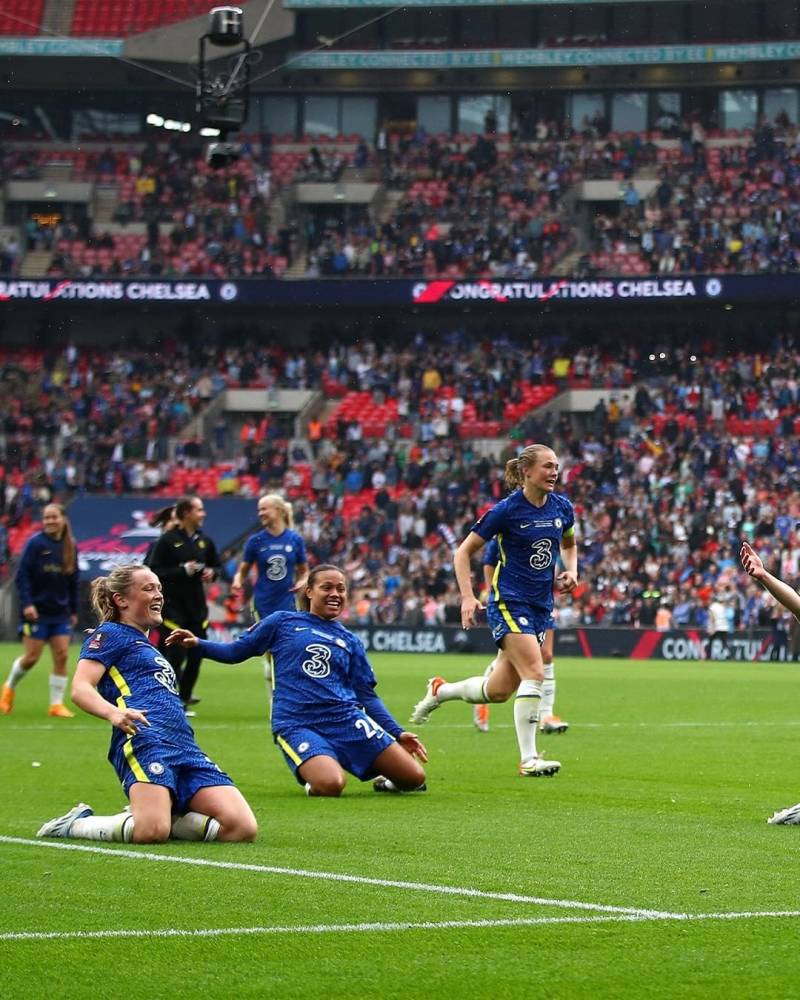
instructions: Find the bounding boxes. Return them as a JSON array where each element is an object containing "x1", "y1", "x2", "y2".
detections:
[
  {"x1": 165, "y1": 628, "x2": 199, "y2": 648},
  {"x1": 740, "y1": 541, "x2": 800, "y2": 620},
  {"x1": 454, "y1": 532, "x2": 487, "y2": 629},
  {"x1": 71, "y1": 659, "x2": 150, "y2": 735},
  {"x1": 398, "y1": 731, "x2": 428, "y2": 763}
]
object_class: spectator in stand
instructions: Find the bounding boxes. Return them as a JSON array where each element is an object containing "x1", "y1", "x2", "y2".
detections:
[{"x1": 0, "y1": 503, "x2": 78, "y2": 718}]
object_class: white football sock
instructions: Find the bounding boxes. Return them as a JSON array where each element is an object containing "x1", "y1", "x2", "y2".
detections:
[
  {"x1": 171, "y1": 811, "x2": 221, "y2": 841},
  {"x1": 70, "y1": 813, "x2": 133, "y2": 842},
  {"x1": 7, "y1": 657, "x2": 27, "y2": 689},
  {"x1": 514, "y1": 679, "x2": 542, "y2": 761},
  {"x1": 49, "y1": 673, "x2": 68, "y2": 706},
  {"x1": 263, "y1": 656, "x2": 274, "y2": 704},
  {"x1": 540, "y1": 661, "x2": 556, "y2": 718},
  {"x1": 437, "y1": 676, "x2": 488, "y2": 704}
]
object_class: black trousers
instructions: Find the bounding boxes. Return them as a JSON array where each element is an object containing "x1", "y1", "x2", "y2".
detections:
[{"x1": 162, "y1": 617, "x2": 207, "y2": 704}]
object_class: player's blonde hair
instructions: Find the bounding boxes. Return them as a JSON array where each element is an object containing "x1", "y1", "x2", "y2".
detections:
[
  {"x1": 298, "y1": 563, "x2": 345, "y2": 612},
  {"x1": 504, "y1": 444, "x2": 556, "y2": 489},
  {"x1": 259, "y1": 493, "x2": 294, "y2": 528},
  {"x1": 90, "y1": 564, "x2": 149, "y2": 622}
]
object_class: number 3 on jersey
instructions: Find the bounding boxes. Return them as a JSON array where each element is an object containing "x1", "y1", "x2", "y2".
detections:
[{"x1": 529, "y1": 538, "x2": 553, "y2": 570}]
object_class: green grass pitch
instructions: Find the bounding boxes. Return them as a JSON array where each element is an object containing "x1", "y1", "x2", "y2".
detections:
[{"x1": 2, "y1": 641, "x2": 800, "y2": 998}]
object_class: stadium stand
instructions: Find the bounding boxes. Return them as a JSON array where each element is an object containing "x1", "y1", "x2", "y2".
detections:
[{"x1": 70, "y1": 0, "x2": 216, "y2": 37}]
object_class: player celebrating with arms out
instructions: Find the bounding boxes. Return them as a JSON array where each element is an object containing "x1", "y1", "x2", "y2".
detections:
[
  {"x1": 411, "y1": 444, "x2": 577, "y2": 777},
  {"x1": 36, "y1": 565, "x2": 257, "y2": 844},
  {"x1": 741, "y1": 539, "x2": 800, "y2": 825},
  {"x1": 167, "y1": 564, "x2": 427, "y2": 797}
]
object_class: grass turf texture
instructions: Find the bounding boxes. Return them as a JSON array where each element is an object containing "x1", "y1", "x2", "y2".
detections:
[{"x1": 2, "y1": 642, "x2": 800, "y2": 998}]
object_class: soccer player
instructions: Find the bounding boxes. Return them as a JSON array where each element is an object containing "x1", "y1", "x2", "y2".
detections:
[
  {"x1": 231, "y1": 493, "x2": 308, "y2": 695},
  {"x1": 410, "y1": 444, "x2": 577, "y2": 777},
  {"x1": 36, "y1": 564, "x2": 257, "y2": 844},
  {"x1": 147, "y1": 495, "x2": 221, "y2": 713},
  {"x1": 167, "y1": 564, "x2": 428, "y2": 797},
  {"x1": 473, "y1": 538, "x2": 569, "y2": 736},
  {"x1": 231, "y1": 494, "x2": 309, "y2": 614},
  {"x1": 0, "y1": 503, "x2": 79, "y2": 718},
  {"x1": 740, "y1": 539, "x2": 800, "y2": 825}
]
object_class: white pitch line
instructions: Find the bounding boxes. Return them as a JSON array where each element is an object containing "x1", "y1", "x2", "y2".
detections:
[
  {"x1": 0, "y1": 836, "x2": 676, "y2": 918},
  {"x1": 8, "y1": 719, "x2": 800, "y2": 733},
  {"x1": 5, "y1": 909, "x2": 800, "y2": 943}
]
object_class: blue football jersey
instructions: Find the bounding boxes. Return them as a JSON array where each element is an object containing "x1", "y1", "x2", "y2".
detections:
[
  {"x1": 472, "y1": 490, "x2": 575, "y2": 613},
  {"x1": 482, "y1": 538, "x2": 499, "y2": 569},
  {"x1": 80, "y1": 622, "x2": 193, "y2": 751},
  {"x1": 197, "y1": 610, "x2": 403, "y2": 738},
  {"x1": 243, "y1": 529, "x2": 307, "y2": 616}
]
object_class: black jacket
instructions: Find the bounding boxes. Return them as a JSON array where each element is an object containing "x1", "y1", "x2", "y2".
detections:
[{"x1": 147, "y1": 525, "x2": 220, "y2": 626}]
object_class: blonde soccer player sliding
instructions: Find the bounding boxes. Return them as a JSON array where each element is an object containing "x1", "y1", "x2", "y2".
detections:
[
  {"x1": 36, "y1": 564, "x2": 257, "y2": 844},
  {"x1": 411, "y1": 444, "x2": 577, "y2": 777}
]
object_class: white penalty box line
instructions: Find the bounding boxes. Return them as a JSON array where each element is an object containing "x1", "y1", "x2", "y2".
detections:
[
  {"x1": 5, "y1": 911, "x2": 800, "y2": 943},
  {"x1": 2, "y1": 835, "x2": 675, "y2": 918},
  {"x1": 6, "y1": 835, "x2": 800, "y2": 941},
  {"x1": 3, "y1": 837, "x2": 800, "y2": 942}
]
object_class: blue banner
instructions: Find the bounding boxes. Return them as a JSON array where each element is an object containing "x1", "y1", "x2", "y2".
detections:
[{"x1": 69, "y1": 497, "x2": 258, "y2": 580}]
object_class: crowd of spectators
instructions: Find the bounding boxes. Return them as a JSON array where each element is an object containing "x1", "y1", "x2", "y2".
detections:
[
  {"x1": 1, "y1": 326, "x2": 799, "y2": 638},
  {"x1": 306, "y1": 133, "x2": 575, "y2": 278},
  {"x1": 6, "y1": 113, "x2": 800, "y2": 281},
  {"x1": 587, "y1": 116, "x2": 800, "y2": 276}
]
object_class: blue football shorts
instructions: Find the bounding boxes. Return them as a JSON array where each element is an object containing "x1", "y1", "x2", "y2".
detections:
[
  {"x1": 110, "y1": 735, "x2": 234, "y2": 812},
  {"x1": 486, "y1": 600, "x2": 551, "y2": 647},
  {"x1": 274, "y1": 709, "x2": 396, "y2": 785},
  {"x1": 19, "y1": 617, "x2": 72, "y2": 640}
]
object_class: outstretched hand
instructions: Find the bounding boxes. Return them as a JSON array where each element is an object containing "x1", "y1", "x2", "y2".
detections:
[
  {"x1": 111, "y1": 706, "x2": 149, "y2": 736},
  {"x1": 398, "y1": 731, "x2": 428, "y2": 763},
  {"x1": 460, "y1": 595, "x2": 485, "y2": 630},
  {"x1": 740, "y1": 540, "x2": 766, "y2": 581},
  {"x1": 556, "y1": 571, "x2": 578, "y2": 594},
  {"x1": 165, "y1": 628, "x2": 199, "y2": 648}
]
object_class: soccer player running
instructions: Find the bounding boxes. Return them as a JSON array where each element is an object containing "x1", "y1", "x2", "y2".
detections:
[
  {"x1": 411, "y1": 444, "x2": 577, "y2": 777},
  {"x1": 167, "y1": 564, "x2": 428, "y2": 797},
  {"x1": 147, "y1": 495, "x2": 221, "y2": 714},
  {"x1": 36, "y1": 564, "x2": 257, "y2": 844},
  {"x1": 0, "y1": 503, "x2": 79, "y2": 718},
  {"x1": 473, "y1": 537, "x2": 569, "y2": 736},
  {"x1": 231, "y1": 493, "x2": 309, "y2": 696},
  {"x1": 740, "y1": 539, "x2": 800, "y2": 825}
]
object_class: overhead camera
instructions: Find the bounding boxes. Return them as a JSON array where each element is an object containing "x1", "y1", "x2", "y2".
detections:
[
  {"x1": 206, "y1": 141, "x2": 243, "y2": 168},
  {"x1": 197, "y1": 6, "x2": 251, "y2": 169}
]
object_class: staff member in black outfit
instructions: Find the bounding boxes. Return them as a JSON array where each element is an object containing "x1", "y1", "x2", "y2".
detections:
[{"x1": 147, "y1": 495, "x2": 220, "y2": 714}]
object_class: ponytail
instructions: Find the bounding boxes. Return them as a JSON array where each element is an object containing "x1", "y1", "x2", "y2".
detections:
[
  {"x1": 259, "y1": 493, "x2": 294, "y2": 528},
  {"x1": 504, "y1": 444, "x2": 554, "y2": 489},
  {"x1": 90, "y1": 564, "x2": 145, "y2": 623}
]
